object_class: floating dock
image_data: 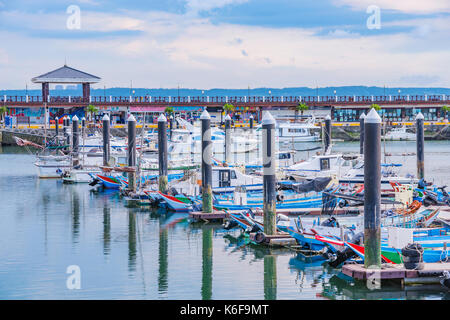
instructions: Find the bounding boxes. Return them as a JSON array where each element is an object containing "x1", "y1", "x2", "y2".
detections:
[
  {"x1": 248, "y1": 232, "x2": 297, "y2": 247},
  {"x1": 342, "y1": 262, "x2": 450, "y2": 287},
  {"x1": 189, "y1": 210, "x2": 229, "y2": 222}
]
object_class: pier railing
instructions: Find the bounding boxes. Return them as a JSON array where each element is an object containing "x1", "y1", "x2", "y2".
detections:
[{"x1": 1, "y1": 94, "x2": 449, "y2": 106}]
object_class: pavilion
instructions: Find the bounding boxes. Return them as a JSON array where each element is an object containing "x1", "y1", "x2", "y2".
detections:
[{"x1": 31, "y1": 65, "x2": 101, "y2": 102}]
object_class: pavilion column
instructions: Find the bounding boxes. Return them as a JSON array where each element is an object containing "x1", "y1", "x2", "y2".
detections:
[
  {"x1": 82, "y1": 83, "x2": 90, "y2": 102},
  {"x1": 42, "y1": 83, "x2": 49, "y2": 103}
]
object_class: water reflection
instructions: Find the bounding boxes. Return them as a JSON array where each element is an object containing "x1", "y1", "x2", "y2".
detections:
[
  {"x1": 71, "y1": 188, "x2": 80, "y2": 243},
  {"x1": 1, "y1": 145, "x2": 450, "y2": 299},
  {"x1": 103, "y1": 203, "x2": 111, "y2": 256},
  {"x1": 322, "y1": 273, "x2": 450, "y2": 300},
  {"x1": 202, "y1": 228, "x2": 213, "y2": 300},
  {"x1": 264, "y1": 255, "x2": 277, "y2": 300},
  {"x1": 128, "y1": 212, "x2": 137, "y2": 272},
  {"x1": 158, "y1": 226, "x2": 169, "y2": 295}
]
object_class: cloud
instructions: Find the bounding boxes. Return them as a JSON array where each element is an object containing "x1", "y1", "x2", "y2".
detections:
[
  {"x1": 327, "y1": 29, "x2": 359, "y2": 38},
  {"x1": 399, "y1": 75, "x2": 441, "y2": 85},
  {"x1": 333, "y1": 0, "x2": 450, "y2": 14},
  {"x1": 185, "y1": 0, "x2": 249, "y2": 15},
  {"x1": 0, "y1": 2, "x2": 449, "y2": 89}
]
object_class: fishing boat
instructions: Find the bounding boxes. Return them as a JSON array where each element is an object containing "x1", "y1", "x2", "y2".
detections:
[
  {"x1": 383, "y1": 126, "x2": 416, "y2": 141},
  {"x1": 61, "y1": 167, "x2": 103, "y2": 183},
  {"x1": 285, "y1": 154, "x2": 358, "y2": 181},
  {"x1": 285, "y1": 217, "x2": 356, "y2": 251},
  {"x1": 91, "y1": 174, "x2": 124, "y2": 189},
  {"x1": 34, "y1": 154, "x2": 73, "y2": 178},
  {"x1": 254, "y1": 116, "x2": 320, "y2": 142},
  {"x1": 170, "y1": 166, "x2": 263, "y2": 194},
  {"x1": 168, "y1": 118, "x2": 258, "y2": 155}
]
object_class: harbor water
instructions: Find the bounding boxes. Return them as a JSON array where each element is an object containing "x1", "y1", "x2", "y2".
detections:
[{"x1": 1, "y1": 142, "x2": 450, "y2": 300}]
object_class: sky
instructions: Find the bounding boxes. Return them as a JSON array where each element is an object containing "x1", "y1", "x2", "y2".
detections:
[{"x1": 0, "y1": 0, "x2": 449, "y2": 90}]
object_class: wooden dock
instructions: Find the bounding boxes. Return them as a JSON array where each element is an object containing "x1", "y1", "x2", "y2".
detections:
[
  {"x1": 249, "y1": 232, "x2": 297, "y2": 247},
  {"x1": 224, "y1": 207, "x2": 360, "y2": 216},
  {"x1": 342, "y1": 262, "x2": 450, "y2": 287},
  {"x1": 189, "y1": 210, "x2": 229, "y2": 222}
]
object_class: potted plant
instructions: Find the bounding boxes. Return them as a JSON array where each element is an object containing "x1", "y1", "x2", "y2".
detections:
[
  {"x1": 295, "y1": 103, "x2": 309, "y2": 120},
  {"x1": 223, "y1": 103, "x2": 234, "y2": 116},
  {"x1": 442, "y1": 105, "x2": 450, "y2": 121},
  {"x1": 86, "y1": 104, "x2": 99, "y2": 122},
  {"x1": 0, "y1": 105, "x2": 8, "y2": 127}
]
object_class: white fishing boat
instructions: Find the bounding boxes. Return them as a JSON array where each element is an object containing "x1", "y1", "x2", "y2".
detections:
[
  {"x1": 168, "y1": 118, "x2": 258, "y2": 155},
  {"x1": 255, "y1": 116, "x2": 320, "y2": 142},
  {"x1": 61, "y1": 167, "x2": 103, "y2": 183},
  {"x1": 34, "y1": 154, "x2": 73, "y2": 178},
  {"x1": 170, "y1": 166, "x2": 263, "y2": 194},
  {"x1": 383, "y1": 126, "x2": 416, "y2": 141},
  {"x1": 284, "y1": 154, "x2": 358, "y2": 181},
  {"x1": 339, "y1": 161, "x2": 419, "y2": 185}
]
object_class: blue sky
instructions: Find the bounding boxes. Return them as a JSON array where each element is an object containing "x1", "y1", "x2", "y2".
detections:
[{"x1": 0, "y1": 0, "x2": 449, "y2": 89}]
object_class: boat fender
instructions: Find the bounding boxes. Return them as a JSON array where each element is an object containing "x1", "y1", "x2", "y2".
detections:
[
  {"x1": 338, "y1": 199, "x2": 348, "y2": 208},
  {"x1": 254, "y1": 232, "x2": 266, "y2": 244},
  {"x1": 401, "y1": 243, "x2": 424, "y2": 270},
  {"x1": 276, "y1": 194, "x2": 284, "y2": 202}
]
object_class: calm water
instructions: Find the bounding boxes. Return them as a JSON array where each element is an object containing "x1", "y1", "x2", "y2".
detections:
[{"x1": 1, "y1": 142, "x2": 450, "y2": 300}]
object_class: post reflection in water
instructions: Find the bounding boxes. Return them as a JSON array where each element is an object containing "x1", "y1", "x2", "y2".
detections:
[
  {"x1": 102, "y1": 201, "x2": 111, "y2": 256},
  {"x1": 201, "y1": 228, "x2": 213, "y2": 300},
  {"x1": 158, "y1": 225, "x2": 169, "y2": 295},
  {"x1": 128, "y1": 212, "x2": 137, "y2": 272},
  {"x1": 71, "y1": 188, "x2": 80, "y2": 243},
  {"x1": 264, "y1": 255, "x2": 277, "y2": 300}
]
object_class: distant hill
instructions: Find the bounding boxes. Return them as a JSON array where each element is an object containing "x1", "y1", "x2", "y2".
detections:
[{"x1": 1, "y1": 86, "x2": 450, "y2": 97}]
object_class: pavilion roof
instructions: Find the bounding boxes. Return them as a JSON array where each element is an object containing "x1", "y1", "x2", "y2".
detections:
[{"x1": 32, "y1": 65, "x2": 101, "y2": 84}]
